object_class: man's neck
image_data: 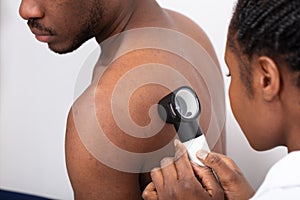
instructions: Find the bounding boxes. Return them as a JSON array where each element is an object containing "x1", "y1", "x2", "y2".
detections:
[{"x1": 95, "y1": 0, "x2": 164, "y2": 44}]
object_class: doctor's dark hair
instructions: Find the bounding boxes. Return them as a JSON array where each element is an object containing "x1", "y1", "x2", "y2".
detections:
[{"x1": 228, "y1": 0, "x2": 300, "y2": 92}]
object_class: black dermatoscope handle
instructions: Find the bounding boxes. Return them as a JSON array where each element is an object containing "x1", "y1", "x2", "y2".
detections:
[{"x1": 174, "y1": 120, "x2": 203, "y2": 142}]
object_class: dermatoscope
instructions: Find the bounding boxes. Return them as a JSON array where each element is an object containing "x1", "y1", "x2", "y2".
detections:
[{"x1": 158, "y1": 86, "x2": 210, "y2": 166}]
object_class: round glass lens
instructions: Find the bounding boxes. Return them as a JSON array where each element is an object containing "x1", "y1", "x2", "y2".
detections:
[{"x1": 174, "y1": 88, "x2": 200, "y2": 119}]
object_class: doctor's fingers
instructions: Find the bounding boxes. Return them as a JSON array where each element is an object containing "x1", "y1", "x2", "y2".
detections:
[
  {"x1": 192, "y1": 163, "x2": 224, "y2": 199},
  {"x1": 174, "y1": 139, "x2": 195, "y2": 180},
  {"x1": 197, "y1": 152, "x2": 244, "y2": 186},
  {"x1": 198, "y1": 152, "x2": 255, "y2": 199},
  {"x1": 142, "y1": 182, "x2": 158, "y2": 200},
  {"x1": 150, "y1": 157, "x2": 177, "y2": 190}
]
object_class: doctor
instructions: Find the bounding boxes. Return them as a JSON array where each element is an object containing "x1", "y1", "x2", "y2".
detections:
[{"x1": 143, "y1": 0, "x2": 300, "y2": 199}]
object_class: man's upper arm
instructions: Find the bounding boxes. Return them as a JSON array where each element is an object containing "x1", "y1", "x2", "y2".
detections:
[{"x1": 65, "y1": 106, "x2": 143, "y2": 200}]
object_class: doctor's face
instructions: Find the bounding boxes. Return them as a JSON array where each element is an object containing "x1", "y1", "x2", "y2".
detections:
[
  {"x1": 224, "y1": 42, "x2": 282, "y2": 151},
  {"x1": 225, "y1": 44, "x2": 255, "y2": 141}
]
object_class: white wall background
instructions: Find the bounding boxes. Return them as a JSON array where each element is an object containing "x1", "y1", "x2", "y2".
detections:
[{"x1": 0, "y1": 0, "x2": 287, "y2": 199}]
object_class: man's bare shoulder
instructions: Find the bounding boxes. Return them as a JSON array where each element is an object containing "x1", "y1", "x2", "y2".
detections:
[
  {"x1": 92, "y1": 49, "x2": 181, "y2": 152},
  {"x1": 91, "y1": 46, "x2": 216, "y2": 150}
]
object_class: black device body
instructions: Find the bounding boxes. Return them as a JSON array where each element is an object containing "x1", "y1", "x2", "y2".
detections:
[{"x1": 158, "y1": 86, "x2": 203, "y2": 142}]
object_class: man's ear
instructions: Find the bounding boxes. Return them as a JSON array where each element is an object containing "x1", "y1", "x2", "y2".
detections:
[{"x1": 257, "y1": 56, "x2": 281, "y2": 101}]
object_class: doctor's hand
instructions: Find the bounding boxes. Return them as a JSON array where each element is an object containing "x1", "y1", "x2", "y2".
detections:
[
  {"x1": 196, "y1": 151, "x2": 255, "y2": 200},
  {"x1": 142, "y1": 140, "x2": 224, "y2": 200}
]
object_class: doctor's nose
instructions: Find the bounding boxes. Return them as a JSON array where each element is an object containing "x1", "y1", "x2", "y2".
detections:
[{"x1": 19, "y1": 0, "x2": 44, "y2": 20}]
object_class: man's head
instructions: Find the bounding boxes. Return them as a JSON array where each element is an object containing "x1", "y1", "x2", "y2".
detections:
[
  {"x1": 225, "y1": 0, "x2": 300, "y2": 150},
  {"x1": 19, "y1": 0, "x2": 136, "y2": 54}
]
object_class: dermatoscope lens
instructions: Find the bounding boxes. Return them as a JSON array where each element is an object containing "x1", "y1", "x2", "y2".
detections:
[{"x1": 174, "y1": 88, "x2": 199, "y2": 119}]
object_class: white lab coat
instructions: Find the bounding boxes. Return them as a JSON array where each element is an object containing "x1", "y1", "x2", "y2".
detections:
[{"x1": 250, "y1": 151, "x2": 300, "y2": 200}]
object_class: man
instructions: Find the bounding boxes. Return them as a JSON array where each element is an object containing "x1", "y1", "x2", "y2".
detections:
[
  {"x1": 19, "y1": 0, "x2": 226, "y2": 199},
  {"x1": 143, "y1": 0, "x2": 300, "y2": 199}
]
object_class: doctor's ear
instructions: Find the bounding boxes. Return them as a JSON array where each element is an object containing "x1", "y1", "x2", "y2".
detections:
[{"x1": 257, "y1": 56, "x2": 281, "y2": 101}]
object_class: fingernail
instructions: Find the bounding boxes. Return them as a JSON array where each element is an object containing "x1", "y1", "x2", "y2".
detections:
[
  {"x1": 175, "y1": 149, "x2": 183, "y2": 160},
  {"x1": 197, "y1": 150, "x2": 209, "y2": 160},
  {"x1": 174, "y1": 139, "x2": 181, "y2": 147},
  {"x1": 174, "y1": 139, "x2": 185, "y2": 160},
  {"x1": 151, "y1": 167, "x2": 160, "y2": 174},
  {"x1": 160, "y1": 157, "x2": 174, "y2": 168},
  {"x1": 190, "y1": 161, "x2": 199, "y2": 167}
]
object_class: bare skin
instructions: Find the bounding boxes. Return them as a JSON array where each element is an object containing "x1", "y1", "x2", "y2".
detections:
[{"x1": 19, "y1": 0, "x2": 226, "y2": 199}]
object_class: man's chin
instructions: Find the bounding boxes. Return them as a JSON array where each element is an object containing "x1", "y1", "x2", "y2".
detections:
[
  {"x1": 48, "y1": 43, "x2": 82, "y2": 55},
  {"x1": 48, "y1": 46, "x2": 76, "y2": 54}
]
